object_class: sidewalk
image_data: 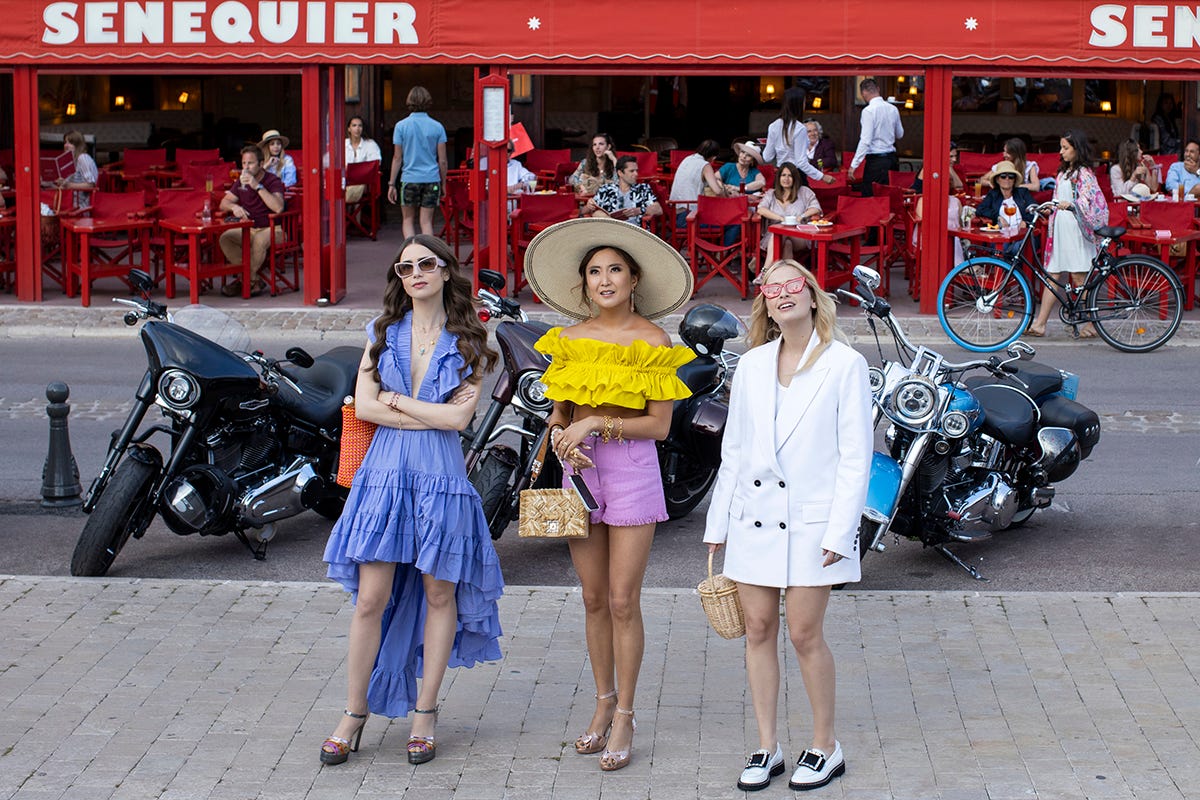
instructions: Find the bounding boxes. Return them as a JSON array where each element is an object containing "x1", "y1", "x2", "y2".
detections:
[{"x1": 3, "y1": 575, "x2": 1198, "y2": 800}]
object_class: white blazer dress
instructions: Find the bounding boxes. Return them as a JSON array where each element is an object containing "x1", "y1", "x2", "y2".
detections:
[{"x1": 703, "y1": 333, "x2": 873, "y2": 587}]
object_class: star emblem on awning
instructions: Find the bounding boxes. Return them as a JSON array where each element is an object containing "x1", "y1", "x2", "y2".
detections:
[
  {"x1": 528, "y1": 17, "x2": 541, "y2": 30},
  {"x1": 965, "y1": 17, "x2": 978, "y2": 31}
]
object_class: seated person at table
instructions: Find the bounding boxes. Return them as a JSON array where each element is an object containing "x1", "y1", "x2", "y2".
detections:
[
  {"x1": 568, "y1": 132, "x2": 617, "y2": 195},
  {"x1": 975, "y1": 161, "x2": 1035, "y2": 258},
  {"x1": 505, "y1": 143, "x2": 537, "y2": 213},
  {"x1": 915, "y1": 180, "x2": 964, "y2": 265},
  {"x1": 1110, "y1": 139, "x2": 1160, "y2": 198},
  {"x1": 259, "y1": 130, "x2": 297, "y2": 189},
  {"x1": 345, "y1": 115, "x2": 382, "y2": 204},
  {"x1": 669, "y1": 139, "x2": 725, "y2": 225},
  {"x1": 718, "y1": 141, "x2": 765, "y2": 195},
  {"x1": 803, "y1": 119, "x2": 839, "y2": 171},
  {"x1": 755, "y1": 162, "x2": 822, "y2": 261},
  {"x1": 980, "y1": 138, "x2": 1040, "y2": 193},
  {"x1": 218, "y1": 145, "x2": 286, "y2": 298},
  {"x1": 584, "y1": 156, "x2": 661, "y2": 226},
  {"x1": 44, "y1": 131, "x2": 99, "y2": 210},
  {"x1": 910, "y1": 141, "x2": 963, "y2": 194},
  {"x1": 1164, "y1": 139, "x2": 1200, "y2": 198}
]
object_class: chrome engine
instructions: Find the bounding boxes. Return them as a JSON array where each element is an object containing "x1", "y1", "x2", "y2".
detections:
[
  {"x1": 944, "y1": 472, "x2": 1018, "y2": 540},
  {"x1": 159, "y1": 459, "x2": 324, "y2": 535}
]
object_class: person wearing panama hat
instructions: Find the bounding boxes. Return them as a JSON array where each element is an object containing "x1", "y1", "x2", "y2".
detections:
[
  {"x1": 975, "y1": 159, "x2": 1036, "y2": 258},
  {"x1": 719, "y1": 140, "x2": 766, "y2": 196},
  {"x1": 527, "y1": 217, "x2": 695, "y2": 772},
  {"x1": 258, "y1": 129, "x2": 297, "y2": 188}
]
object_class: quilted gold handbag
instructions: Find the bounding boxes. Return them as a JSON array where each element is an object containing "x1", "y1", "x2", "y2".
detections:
[
  {"x1": 517, "y1": 430, "x2": 588, "y2": 539},
  {"x1": 335, "y1": 397, "x2": 376, "y2": 488}
]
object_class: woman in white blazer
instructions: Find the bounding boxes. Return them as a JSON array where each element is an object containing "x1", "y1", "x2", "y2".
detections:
[{"x1": 704, "y1": 259, "x2": 872, "y2": 792}]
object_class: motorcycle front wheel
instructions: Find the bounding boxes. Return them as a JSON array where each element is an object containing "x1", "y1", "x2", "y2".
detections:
[
  {"x1": 469, "y1": 445, "x2": 519, "y2": 539},
  {"x1": 70, "y1": 457, "x2": 157, "y2": 577},
  {"x1": 937, "y1": 257, "x2": 1033, "y2": 352}
]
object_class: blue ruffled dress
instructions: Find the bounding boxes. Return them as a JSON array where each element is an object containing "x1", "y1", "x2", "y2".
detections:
[{"x1": 323, "y1": 315, "x2": 504, "y2": 718}]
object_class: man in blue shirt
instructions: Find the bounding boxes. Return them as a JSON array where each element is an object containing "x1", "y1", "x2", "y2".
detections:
[
  {"x1": 388, "y1": 85, "x2": 447, "y2": 237},
  {"x1": 1165, "y1": 139, "x2": 1200, "y2": 198}
]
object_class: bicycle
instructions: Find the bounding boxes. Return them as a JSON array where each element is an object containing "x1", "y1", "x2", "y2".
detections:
[{"x1": 936, "y1": 201, "x2": 1185, "y2": 353}]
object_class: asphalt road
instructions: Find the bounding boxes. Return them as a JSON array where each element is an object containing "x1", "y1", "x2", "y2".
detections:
[{"x1": 2, "y1": 331, "x2": 1197, "y2": 591}]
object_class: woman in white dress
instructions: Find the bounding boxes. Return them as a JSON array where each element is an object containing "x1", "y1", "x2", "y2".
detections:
[
  {"x1": 703, "y1": 260, "x2": 871, "y2": 792},
  {"x1": 1028, "y1": 130, "x2": 1109, "y2": 338}
]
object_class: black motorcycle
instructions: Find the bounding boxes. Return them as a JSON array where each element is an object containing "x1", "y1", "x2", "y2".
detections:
[
  {"x1": 70, "y1": 269, "x2": 363, "y2": 576},
  {"x1": 463, "y1": 269, "x2": 739, "y2": 538}
]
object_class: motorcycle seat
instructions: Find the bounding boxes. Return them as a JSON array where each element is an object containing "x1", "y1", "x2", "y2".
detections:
[
  {"x1": 971, "y1": 384, "x2": 1039, "y2": 446},
  {"x1": 276, "y1": 346, "x2": 363, "y2": 429},
  {"x1": 964, "y1": 360, "x2": 1062, "y2": 400},
  {"x1": 676, "y1": 357, "x2": 720, "y2": 394}
]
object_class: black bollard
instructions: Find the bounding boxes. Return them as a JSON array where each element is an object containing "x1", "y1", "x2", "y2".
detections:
[{"x1": 41, "y1": 382, "x2": 83, "y2": 508}]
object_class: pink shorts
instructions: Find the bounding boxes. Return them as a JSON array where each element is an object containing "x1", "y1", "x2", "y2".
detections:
[{"x1": 563, "y1": 436, "x2": 667, "y2": 527}]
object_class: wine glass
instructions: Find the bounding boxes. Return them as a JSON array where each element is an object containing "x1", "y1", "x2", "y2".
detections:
[{"x1": 1003, "y1": 205, "x2": 1018, "y2": 220}]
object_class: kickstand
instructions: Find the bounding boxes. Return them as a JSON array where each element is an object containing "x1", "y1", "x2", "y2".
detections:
[
  {"x1": 233, "y1": 529, "x2": 270, "y2": 561},
  {"x1": 935, "y1": 544, "x2": 987, "y2": 581}
]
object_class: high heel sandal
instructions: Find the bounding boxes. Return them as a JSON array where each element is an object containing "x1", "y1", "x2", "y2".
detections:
[
  {"x1": 320, "y1": 709, "x2": 369, "y2": 765},
  {"x1": 406, "y1": 706, "x2": 438, "y2": 765},
  {"x1": 575, "y1": 689, "x2": 618, "y2": 755},
  {"x1": 599, "y1": 708, "x2": 636, "y2": 772}
]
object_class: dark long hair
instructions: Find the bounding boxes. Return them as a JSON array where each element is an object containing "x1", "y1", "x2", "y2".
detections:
[
  {"x1": 779, "y1": 87, "x2": 806, "y2": 148},
  {"x1": 1117, "y1": 139, "x2": 1140, "y2": 181},
  {"x1": 1058, "y1": 129, "x2": 1094, "y2": 180},
  {"x1": 367, "y1": 235, "x2": 497, "y2": 383},
  {"x1": 584, "y1": 133, "x2": 616, "y2": 180},
  {"x1": 773, "y1": 162, "x2": 803, "y2": 203},
  {"x1": 1002, "y1": 138, "x2": 1028, "y2": 183}
]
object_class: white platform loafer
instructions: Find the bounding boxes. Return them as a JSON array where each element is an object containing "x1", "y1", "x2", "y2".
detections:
[
  {"x1": 737, "y1": 742, "x2": 785, "y2": 791},
  {"x1": 788, "y1": 741, "x2": 845, "y2": 790}
]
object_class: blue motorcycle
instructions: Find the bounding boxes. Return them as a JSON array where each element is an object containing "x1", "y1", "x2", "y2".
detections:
[{"x1": 840, "y1": 267, "x2": 1101, "y2": 580}]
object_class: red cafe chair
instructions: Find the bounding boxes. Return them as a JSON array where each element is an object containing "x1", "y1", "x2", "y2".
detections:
[
  {"x1": 888, "y1": 170, "x2": 916, "y2": 190},
  {"x1": 344, "y1": 159, "x2": 381, "y2": 240},
  {"x1": 758, "y1": 163, "x2": 777, "y2": 191},
  {"x1": 181, "y1": 161, "x2": 237, "y2": 193},
  {"x1": 63, "y1": 190, "x2": 153, "y2": 306},
  {"x1": 266, "y1": 206, "x2": 302, "y2": 296},
  {"x1": 510, "y1": 193, "x2": 579, "y2": 294},
  {"x1": 687, "y1": 195, "x2": 753, "y2": 299},
  {"x1": 440, "y1": 170, "x2": 475, "y2": 263},
  {"x1": 0, "y1": 209, "x2": 15, "y2": 292},
  {"x1": 102, "y1": 147, "x2": 169, "y2": 191},
  {"x1": 146, "y1": 187, "x2": 211, "y2": 284},
  {"x1": 551, "y1": 161, "x2": 576, "y2": 191},
  {"x1": 1132, "y1": 201, "x2": 1198, "y2": 310},
  {"x1": 174, "y1": 148, "x2": 220, "y2": 170},
  {"x1": 826, "y1": 195, "x2": 893, "y2": 294},
  {"x1": 873, "y1": 183, "x2": 914, "y2": 284},
  {"x1": 616, "y1": 151, "x2": 660, "y2": 183},
  {"x1": 525, "y1": 148, "x2": 570, "y2": 190}
]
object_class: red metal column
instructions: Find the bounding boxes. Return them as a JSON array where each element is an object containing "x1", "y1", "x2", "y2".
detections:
[
  {"x1": 13, "y1": 66, "x2": 40, "y2": 302},
  {"x1": 300, "y1": 64, "x2": 324, "y2": 305},
  {"x1": 323, "y1": 64, "x2": 347, "y2": 304},
  {"x1": 473, "y1": 68, "x2": 509, "y2": 286},
  {"x1": 919, "y1": 66, "x2": 952, "y2": 314}
]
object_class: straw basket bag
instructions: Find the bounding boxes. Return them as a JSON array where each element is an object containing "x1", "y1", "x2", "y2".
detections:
[
  {"x1": 335, "y1": 397, "x2": 376, "y2": 488},
  {"x1": 697, "y1": 550, "x2": 745, "y2": 639}
]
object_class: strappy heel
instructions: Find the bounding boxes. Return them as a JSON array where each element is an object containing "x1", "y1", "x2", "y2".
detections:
[
  {"x1": 575, "y1": 689, "x2": 618, "y2": 755},
  {"x1": 320, "y1": 709, "x2": 369, "y2": 765},
  {"x1": 406, "y1": 706, "x2": 438, "y2": 765},
  {"x1": 599, "y1": 708, "x2": 636, "y2": 771}
]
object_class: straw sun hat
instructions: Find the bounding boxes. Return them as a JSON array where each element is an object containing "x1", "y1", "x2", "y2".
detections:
[
  {"x1": 523, "y1": 217, "x2": 694, "y2": 321},
  {"x1": 734, "y1": 140, "x2": 765, "y2": 165},
  {"x1": 1120, "y1": 183, "x2": 1152, "y2": 202},
  {"x1": 992, "y1": 160, "x2": 1021, "y2": 180},
  {"x1": 257, "y1": 129, "x2": 290, "y2": 149}
]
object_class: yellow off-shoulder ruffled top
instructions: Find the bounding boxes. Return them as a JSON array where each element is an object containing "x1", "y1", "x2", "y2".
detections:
[{"x1": 534, "y1": 327, "x2": 695, "y2": 409}]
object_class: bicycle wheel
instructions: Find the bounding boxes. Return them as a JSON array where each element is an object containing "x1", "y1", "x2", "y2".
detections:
[
  {"x1": 937, "y1": 257, "x2": 1033, "y2": 352},
  {"x1": 1087, "y1": 256, "x2": 1183, "y2": 353}
]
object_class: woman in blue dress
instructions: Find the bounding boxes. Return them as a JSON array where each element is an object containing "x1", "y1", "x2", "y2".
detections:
[{"x1": 321, "y1": 234, "x2": 503, "y2": 767}]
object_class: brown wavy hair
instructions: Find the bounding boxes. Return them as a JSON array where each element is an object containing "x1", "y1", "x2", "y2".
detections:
[
  {"x1": 748, "y1": 259, "x2": 846, "y2": 373},
  {"x1": 366, "y1": 235, "x2": 497, "y2": 383}
]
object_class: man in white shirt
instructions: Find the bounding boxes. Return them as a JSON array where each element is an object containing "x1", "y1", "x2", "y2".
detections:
[{"x1": 850, "y1": 78, "x2": 904, "y2": 197}]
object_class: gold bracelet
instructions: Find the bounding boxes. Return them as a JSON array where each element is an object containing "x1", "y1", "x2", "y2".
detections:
[
  {"x1": 387, "y1": 392, "x2": 402, "y2": 413},
  {"x1": 601, "y1": 416, "x2": 614, "y2": 444},
  {"x1": 616, "y1": 417, "x2": 624, "y2": 444}
]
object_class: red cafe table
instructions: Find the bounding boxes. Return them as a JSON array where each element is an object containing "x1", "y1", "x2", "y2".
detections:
[
  {"x1": 60, "y1": 214, "x2": 154, "y2": 307},
  {"x1": 767, "y1": 222, "x2": 865, "y2": 289},
  {"x1": 1119, "y1": 225, "x2": 1200, "y2": 311},
  {"x1": 160, "y1": 216, "x2": 253, "y2": 303}
]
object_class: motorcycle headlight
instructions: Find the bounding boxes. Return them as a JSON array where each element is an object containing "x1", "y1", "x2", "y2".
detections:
[
  {"x1": 157, "y1": 369, "x2": 200, "y2": 409},
  {"x1": 941, "y1": 410, "x2": 970, "y2": 438},
  {"x1": 867, "y1": 366, "x2": 886, "y2": 395},
  {"x1": 516, "y1": 372, "x2": 553, "y2": 413},
  {"x1": 890, "y1": 377, "x2": 937, "y2": 426}
]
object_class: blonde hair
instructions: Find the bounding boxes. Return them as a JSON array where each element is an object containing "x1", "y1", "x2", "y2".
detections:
[{"x1": 748, "y1": 259, "x2": 845, "y2": 372}]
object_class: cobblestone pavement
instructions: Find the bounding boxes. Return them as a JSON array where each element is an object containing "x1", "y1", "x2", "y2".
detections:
[{"x1": 2, "y1": 576, "x2": 1199, "y2": 800}]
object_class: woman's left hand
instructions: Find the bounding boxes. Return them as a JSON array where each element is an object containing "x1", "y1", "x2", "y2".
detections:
[{"x1": 821, "y1": 549, "x2": 845, "y2": 567}]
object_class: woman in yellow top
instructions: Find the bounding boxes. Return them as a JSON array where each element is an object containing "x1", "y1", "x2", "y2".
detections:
[{"x1": 525, "y1": 218, "x2": 695, "y2": 772}]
